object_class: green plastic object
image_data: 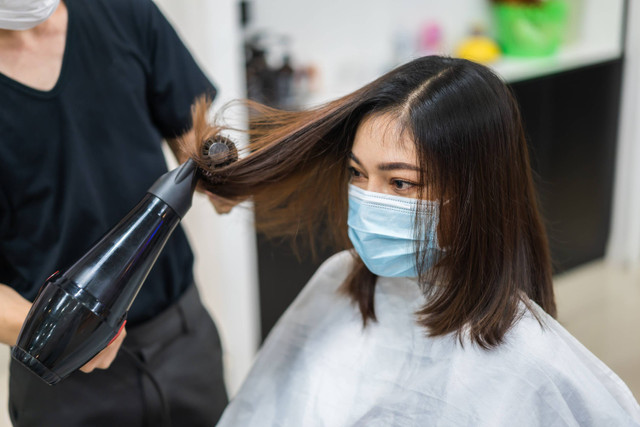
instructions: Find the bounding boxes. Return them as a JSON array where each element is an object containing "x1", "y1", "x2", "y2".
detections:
[{"x1": 493, "y1": 0, "x2": 569, "y2": 57}]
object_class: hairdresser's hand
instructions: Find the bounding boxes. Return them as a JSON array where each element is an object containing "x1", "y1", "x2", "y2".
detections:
[
  {"x1": 206, "y1": 191, "x2": 243, "y2": 215},
  {"x1": 80, "y1": 326, "x2": 127, "y2": 373},
  {"x1": 0, "y1": 284, "x2": 32, "y2": 346}
]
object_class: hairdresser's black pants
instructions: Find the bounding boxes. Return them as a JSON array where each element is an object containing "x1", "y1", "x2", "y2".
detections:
[{"x1": 8, "y1": 284, "x2": 228, "y2": 427}]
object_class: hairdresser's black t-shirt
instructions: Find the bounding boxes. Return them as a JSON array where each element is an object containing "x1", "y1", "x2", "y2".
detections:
[{"x1": 0, "y1": 0, "x2": 216, "y2": 325}]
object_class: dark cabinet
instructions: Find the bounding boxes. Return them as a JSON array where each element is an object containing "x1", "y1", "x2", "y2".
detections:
[{"x1": 512, "y1": 59, "x2": 622, "y2": 272}]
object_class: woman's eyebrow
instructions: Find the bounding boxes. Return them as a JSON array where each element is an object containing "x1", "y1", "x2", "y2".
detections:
[
  {"x1": 378, "y1": 162, "x2": 420, "y2": 171},
  {"x1": 348, "y1": 152, "x2": 362, "y2": 165},
  {"x1": 350, "y1": 153, "x2": 419, "y2": 172}
]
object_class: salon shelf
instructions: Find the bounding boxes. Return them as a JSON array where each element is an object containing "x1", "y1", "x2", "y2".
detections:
[
  {"x1": 303, "y1": 43, "x2": 623, "y2": 107},
  {"x1": 492, "y1": 43, "x2": 623, "y2": 83}
]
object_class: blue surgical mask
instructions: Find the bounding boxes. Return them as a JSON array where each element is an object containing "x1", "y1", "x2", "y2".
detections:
[{"x1": 347, "y1": 184, "x2": 441, "y2": 278}]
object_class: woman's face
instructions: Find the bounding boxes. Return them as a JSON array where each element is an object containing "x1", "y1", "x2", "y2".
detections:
[{"x1": 348, "y1": 114, "x2": 425, "y2": 199}]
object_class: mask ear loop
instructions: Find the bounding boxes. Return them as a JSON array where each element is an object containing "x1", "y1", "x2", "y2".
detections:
[{"x1": 413, "y1": 194, "x2": 449, "y2": 289}]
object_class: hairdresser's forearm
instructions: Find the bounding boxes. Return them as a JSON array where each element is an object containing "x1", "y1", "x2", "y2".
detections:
[{"x1": 0, "y1": 284, "x2": 31, "y2": 346}]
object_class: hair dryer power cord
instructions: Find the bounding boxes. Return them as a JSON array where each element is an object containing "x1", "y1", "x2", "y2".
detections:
[{"x1": 121, "y1": 346, "x2": 172, "y2": 427}]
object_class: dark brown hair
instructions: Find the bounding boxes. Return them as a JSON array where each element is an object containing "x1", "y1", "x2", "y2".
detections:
[{"x1": 181, "y1": 56, "x2": 556, "y2": 349}]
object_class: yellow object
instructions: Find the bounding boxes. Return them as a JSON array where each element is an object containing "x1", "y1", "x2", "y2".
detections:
[{"x1": 456, "y1": 36, "x2": 501, "y2": 64}]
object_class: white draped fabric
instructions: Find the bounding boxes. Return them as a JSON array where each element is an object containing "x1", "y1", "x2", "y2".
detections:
[{"x1": 219, "y1": 251, "x2": 640, "y2": 426}]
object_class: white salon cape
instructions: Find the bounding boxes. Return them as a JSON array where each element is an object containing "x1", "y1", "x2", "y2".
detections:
[{"x1": 218, "y1": 251, "x2": 640, "y2": 426}]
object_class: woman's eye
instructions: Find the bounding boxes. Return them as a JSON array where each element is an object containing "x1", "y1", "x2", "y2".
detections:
[
  {"x1": 348, "y1": 166, "x2": 364, "y2": 179},
  {"x1": 392, "y1": 180, "x2": 415, "y2": 191}
]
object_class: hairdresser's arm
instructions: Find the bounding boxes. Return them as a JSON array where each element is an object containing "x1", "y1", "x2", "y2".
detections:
[
  {"x1": 0, "y1": 284, "x2": 31, "y2": 346},
  {"x1": 205, "y1": 192, "x2": 238, "y2": 214}
]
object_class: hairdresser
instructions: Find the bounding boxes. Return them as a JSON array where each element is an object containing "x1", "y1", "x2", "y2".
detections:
[{"x1": 0, "y1": 0, "x2": 229, "y2": 425}]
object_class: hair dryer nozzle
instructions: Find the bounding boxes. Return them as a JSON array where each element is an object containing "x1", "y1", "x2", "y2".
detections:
[{"x1": 148, "y1": 158, "x2": 198, "y2": 218}]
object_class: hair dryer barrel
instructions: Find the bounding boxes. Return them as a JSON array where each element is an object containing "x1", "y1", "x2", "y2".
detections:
[{"x1": 12, "y1": 159, "x2": 199, "y2": 385}]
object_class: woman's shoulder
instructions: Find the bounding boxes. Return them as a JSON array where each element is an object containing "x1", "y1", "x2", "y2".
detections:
[
  {"x1": 498, "y1": 304, "x2": 610, "y2": 384},
  {"x1": 430, "y1": 306, "x2": 639, "y2": 424},
  {"x1": 487, "y1": 303, "x2": 640, "y2": 423}
]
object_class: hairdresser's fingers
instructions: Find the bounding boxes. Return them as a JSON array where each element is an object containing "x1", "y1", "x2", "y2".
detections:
[
  {"x1": 207, "y1": 192, "x2": 242, "y2": 215},
  {"x1": 80, "y1": 327, "x2": 127, "y2": 373}
]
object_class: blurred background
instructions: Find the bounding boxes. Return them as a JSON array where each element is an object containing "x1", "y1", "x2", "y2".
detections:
[{"x1": 1, "y1": 0, "x2": 639, "y2": 424}]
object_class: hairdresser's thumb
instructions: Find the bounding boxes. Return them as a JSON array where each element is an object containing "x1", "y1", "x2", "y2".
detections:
[{"x1": 206, "y1": 191, "x2": 239, "y2": 214}]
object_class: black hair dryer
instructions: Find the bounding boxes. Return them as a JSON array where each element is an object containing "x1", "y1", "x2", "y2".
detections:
[{"x1": 11, "y1": 139, "x2": 236, "y2": 385}]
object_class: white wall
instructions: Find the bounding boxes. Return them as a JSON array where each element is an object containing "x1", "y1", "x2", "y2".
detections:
[
  {"x1": 250, "y1": 0, "x2": 489, "y2": 103},
  {"x1": 608, "y1": 0, "x2": 640, "y2": 266},
  {"x1": 249, "y1": 0, "x2": 624, "y2": 103},
  {"x1": 154, "y1": 0, "x2": 260, "y2": 396}
]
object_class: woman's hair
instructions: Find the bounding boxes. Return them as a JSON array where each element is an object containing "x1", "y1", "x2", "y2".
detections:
[{"x1": 181, "y1": 55, "x2": 556, "y2": 349}]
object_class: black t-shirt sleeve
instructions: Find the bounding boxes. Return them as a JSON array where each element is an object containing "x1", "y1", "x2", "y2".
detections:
[{"x1": 142, "y1": 1, "x2": 217, "y2": 139}]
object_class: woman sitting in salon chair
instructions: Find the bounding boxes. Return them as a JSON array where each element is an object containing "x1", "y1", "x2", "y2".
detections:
[{"x1": 187, "y1": 56, "x2": 640, "y2": 426}]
